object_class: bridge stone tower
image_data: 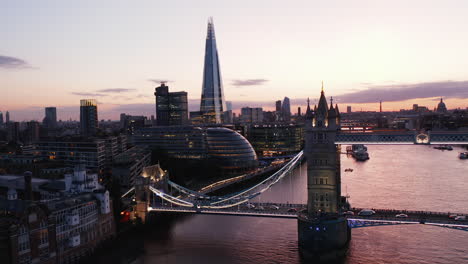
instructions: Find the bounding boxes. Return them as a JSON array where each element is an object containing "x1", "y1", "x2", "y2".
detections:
[{"x1": 298, "y1": 83, "x2": 350, "y2": 261}]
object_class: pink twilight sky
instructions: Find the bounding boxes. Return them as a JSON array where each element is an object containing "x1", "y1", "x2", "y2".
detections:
[{"x1": 1, "y1": 0, "x2": 468, "y2": 121}]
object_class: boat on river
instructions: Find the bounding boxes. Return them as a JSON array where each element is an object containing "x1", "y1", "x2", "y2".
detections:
[
  {"x1": 460, "y1": 152, "x2": 468, "y2": 159},
  {"x1": 434, "y1": 145, "x2": 453, "y2": 151}
]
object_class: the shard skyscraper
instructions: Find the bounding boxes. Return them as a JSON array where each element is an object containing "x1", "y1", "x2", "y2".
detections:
[{"x1": 200, "y1": 18, "x2": 227, "y2": 124}]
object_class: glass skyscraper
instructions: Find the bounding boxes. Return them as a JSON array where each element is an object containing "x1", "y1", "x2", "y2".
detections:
[
  {"x1": 154, "y1": 82, "x2": 188, "y2": 126},
  {"x1": 200, "y1": 18, "x2": 227, "y2": 124}
]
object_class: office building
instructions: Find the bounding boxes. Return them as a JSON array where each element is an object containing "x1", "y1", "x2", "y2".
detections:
[
  {"x1": 120, "y1": 114, "x2": 147, "y2": 135},
  {"x1": 80, "y1": 99, "x2": 98, "y2": 137},
  {"x1": 200, "y1": 18, "x2": 227, "y2": 124},
  {"x1": 247, "y1": 124, "x2": 304, "y2": 156},
  {"x1": 7, "y1": 122, "x2": 20, "y2": 142},
  {"x1": 112, "y1": 146, "x2": 151, "y2": 191},
  {"x1": 43, "y1": 107, "x2": 57, "y2": 129},
  {"x1": 154, "y1": 82, "x2": 188, "y2": 126},
  {"x1": 275, "y1": 100, "x2": 282, "y2": 112},
  {"x1": 0, "y1": 111, "x2": 3, "y2": 126},
  {"x1": 347, "y1": 106, "x2": 352, "y2": 113},
  {"x1": 282, "y1": 97, "x2": 291, "y2": 121},
  {"x1": 25, "y1": 121, "x2": 40, "y2": 143},
  {"x1": 133, "y1": 126, "x2": 257, "y2": 175},
  {"x1": 241, "y1": 107, "x2": 263, "y2": 123},
  {"x1": 6, "y1": 111, "x2": 10, "y2": 123},
  {"x1": 226, "y1": 101, "x2": 233, "y2": 111}
]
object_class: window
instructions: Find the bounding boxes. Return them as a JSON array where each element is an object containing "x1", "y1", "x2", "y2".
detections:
[
  {"x1": 39, "y1": 230, "x2": 48, "y2": 245},
  {"x1": 18, "y1": 225, "x2": 30, "y2": 252},
  {"x1": 320, "y1": 178, "x2": 323, "y2": 185}
]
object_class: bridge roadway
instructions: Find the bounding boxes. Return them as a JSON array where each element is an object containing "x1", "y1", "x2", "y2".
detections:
[{"x1": 148, "y1": 202, "x2": 468, "y2": 231}]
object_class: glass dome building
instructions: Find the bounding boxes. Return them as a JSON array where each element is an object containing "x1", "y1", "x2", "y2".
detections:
[
  {"x1": 206, "y1": 127, "x2": 258, "y2": 174},
  {"x1": 133, "y1": 126, "x2": 258, "y2": 176}
]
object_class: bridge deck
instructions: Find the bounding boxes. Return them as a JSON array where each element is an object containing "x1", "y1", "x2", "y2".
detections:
[
  {"x1": 335, "y1": 131, "x2": 468, "y2": 145},
  {"x1": 148, "y1": 203, "x2": 468, "y2": 230}
]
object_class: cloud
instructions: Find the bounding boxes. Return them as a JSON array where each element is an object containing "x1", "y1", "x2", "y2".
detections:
[
  {"x1": 231, "y1": 79, "x2": 269, "y2": 86},
  {"x1": 148, "y1": 79, "x2": 172, "y2": 84},
  {"x1": 0, "y1": 55, "x2": 34, "y2": 69},
  {"x1": 336, "y1": 81, "x2": 468, "y2": 103},
  {"x1": 71, "y1": 92, "x2": 106, "y2": 97},
  {"x1": 96, "y1": 88, "x2": 136, "y2": 93},
  {"x1": 71, "y1": 88, "x2": 136, "y2": 98}
]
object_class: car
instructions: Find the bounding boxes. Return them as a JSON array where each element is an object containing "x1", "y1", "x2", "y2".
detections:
[
  {"x1": 342, "y1": 211, "x2": 354, "y2": 216},
  {"x1": 269, "y1": 205, "x2": 280, "y2": 210},
  {"x1": 287, "y1": 208, "x2": 297, "y2": 213},
  {"x1": 255, "y1": 206, "x2": 265, "y2": 211},
  {"x1": 455, "y1": 216, "x2": 466, "y2": 221},
  {"x1": 449, "y1": 214, "x2": 458, "y2": 219},
  {"x1": 246, "y1": 203, "x2": 255, "y2": 209},
  {"x1": 395, "y1": 214, "x2": 408, "y2": 218},
  {"x1": 358, "y1": 209, "x2": 375, "y2": 216}
]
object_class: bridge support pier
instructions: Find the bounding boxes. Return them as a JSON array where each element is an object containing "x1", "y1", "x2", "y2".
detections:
[{"x1": 297, "y1": 214, "x2": 351, "y2": 261}]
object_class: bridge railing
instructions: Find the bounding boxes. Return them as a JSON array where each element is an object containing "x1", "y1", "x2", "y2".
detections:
[{"x1": 352, "y1": 207, "x2": 467, "y2": 217}]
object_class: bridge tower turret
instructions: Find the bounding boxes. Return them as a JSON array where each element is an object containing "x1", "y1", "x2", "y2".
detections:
[{"x1": 298, "y1": 83, "x2": 350, "y2": 261}]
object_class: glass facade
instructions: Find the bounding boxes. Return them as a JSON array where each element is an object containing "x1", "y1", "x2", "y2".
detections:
[
  {"x1": 155, "y1": 83, "x2": 188, "y2": 126},
  {"x1": 206, "y1": 127, "x2": 258, "y2": 172},
  {"x1": 132, "y1": 126, "x2": 258, "y2": 174},
  {"x1": 247, "y1": 124, "x2": 304, "y2": 156},
  {"x1": 200, "y1": 18, "x2": 226, "y2": 124}
]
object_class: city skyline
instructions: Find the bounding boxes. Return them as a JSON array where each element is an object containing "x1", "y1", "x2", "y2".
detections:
[{"x1": 2, "y1": 1, "x2": 468, "y2": 121}]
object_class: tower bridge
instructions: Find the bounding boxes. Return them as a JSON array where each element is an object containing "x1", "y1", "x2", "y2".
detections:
[{"x1": 124, "y1": 83, "x2": 468, "y2": 260}]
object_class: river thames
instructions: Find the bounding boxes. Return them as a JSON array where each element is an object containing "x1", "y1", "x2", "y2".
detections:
[{"x1": 99, "y1": 145, "x2": 468, "y2": 264}]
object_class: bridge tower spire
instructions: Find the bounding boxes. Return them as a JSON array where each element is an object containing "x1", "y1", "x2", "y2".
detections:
[{"x1": 298, "y1": 83, "x2": 350, "y2": 260}]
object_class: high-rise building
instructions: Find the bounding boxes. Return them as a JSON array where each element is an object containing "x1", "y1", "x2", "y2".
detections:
[
  {"x1": 347, "y1": 106, "x2": 352, "y2": 113},
  {"x1": 80, "y1": 99, "x2": 98, "y2": 137},
  {"x1": 241, "y1": 107, "x2": 263, "y2": 123},
  {"x1": 154, "y1": 82, "x2": 188, "y2": 126},
  {"x1": 5, "y1": 111, "x2": 10, "y2": 123},
  {"x1": 226, "y1": 101, "x2": 233, "y2": 111},
  {"x1": 0, "y1": 111, "x2": 3, "y2": 126},
  {"x1": 200, "y1": 18, "x2": 227, "y2": 124},
  {"x1": 275, "y1": 100, "x2": 282, "y2": 112},
  {"x1": 7, "y1": 122, "x2": 20, "y2": 142},
  {"x1": 282, "y1": 97, "x2": 291, "y2": 121},
  {"x1": 121, "y1": 114, "x2": 147, "y2": 134},
  {"x1": 298, "y1": 107, "x2": 302, "y2": 117},
  {"x1": 25, "y1": 121, "x2": 40, "y2": 143},
  {"x1": 43, "y1": 107, "x2": 57, "y2": 128}
]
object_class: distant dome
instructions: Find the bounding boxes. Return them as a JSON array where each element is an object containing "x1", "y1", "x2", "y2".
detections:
[{"x1": 437, "y1": 98, "x2": 447, "y2": 113}]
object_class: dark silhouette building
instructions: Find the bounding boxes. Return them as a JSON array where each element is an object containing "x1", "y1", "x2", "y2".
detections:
[
  {"x1": 80, "y1": 99, "x2": 98, "y2": 137},
  {"x1": 43, "y1": 107, "x2": 57, "y2": 129},
  {"x1": 436, "y1": 98, "x2": 448, "y2": 113},
  {"x1": 154, "y1": 83, "x2": 188, "y2": 126}
]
